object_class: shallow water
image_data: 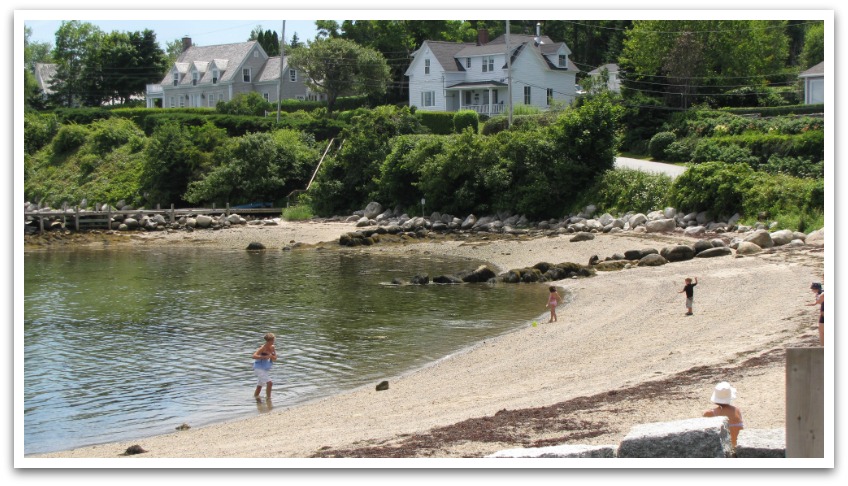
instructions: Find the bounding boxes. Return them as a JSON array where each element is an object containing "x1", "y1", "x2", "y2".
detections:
[{"x1": 23, "y1": 247, "x2": 550, "y2": 455}]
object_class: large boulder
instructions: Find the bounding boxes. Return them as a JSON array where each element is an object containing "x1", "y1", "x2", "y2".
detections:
[
  {"x1": 363, "y1": 202, "x2": 383, "y2": 219},
  {"x1": 660, "y1": 245, "x2": 695, "y2": 262},
  {"x1": 645, "y1": 218, "x2": 676, "y2": 233},
  {"x1": 639, "y1": 254, "x2": 668, "y2": 266},
  {"x1": 769, "y1": 229, "x2": 794, "y2": 246},
  {"x1": 617, "y1": 417, "x2": 731, "y2": 458},
  {"x1": 461, "y1": 214, "x2": 477, "y2": 230},
  {"x1": 195, "y1": 215, "x2": 213, "y2": 228},
  {"x1": 461, "y1": 265, "x2": 497, "y2": 283},
  {"x1": 692, "y1": 239, "x2": 714, "y2": 255},
  {"x1": 570, "y1": 232, "x2": 595, "y2": 242},
  {"x1": 734, "y1": 428, "x2": 785, "y2": 458},
  {"x1": 695, "y1": 247, "x2": 733, "y2": 258},
  {"x1": 743, "y1": 229, "x2": 774, "y2": 248},
  {"x1": 628, "y1": 213, "x2": 648, "y2": 228},
  {"x1": 735, "y1": 241, "x2": 762, "y2": 255},
  {"x1": 805, "y1": 228, "x2": 824, "y2": 246}
]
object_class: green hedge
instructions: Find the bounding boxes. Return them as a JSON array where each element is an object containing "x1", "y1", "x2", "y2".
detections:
[
  {"x1": 719, "y1": 104, "x2": 824, "y2": 117},
  {"x1": 453, "y1": 110, "x2": 479, "y2": 134},
  {"x1": 415, "y1": 111, "x2": 455, "y2": 135}
]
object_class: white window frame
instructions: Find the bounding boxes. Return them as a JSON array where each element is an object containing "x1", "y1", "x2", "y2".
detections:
[
  {"x1": 208, "y1": 93, "x2": 215, "y2": 107},
  {"x1": 192, "y1": 72, "x2": 199, "y2": 86},
  {"x1": 524, "y1": 86, "x2": 531, "y2": 105},
  {"x1": 466, "y1": 58, "x2": 471, "y2": 68},
  {"x1": 169, "y1": 96, "x2": 175, "y2": 108},
  {"x1": 421, "y1": 91, "x2": 435, "y2": 107},
  {"x1": 263, "y1": 92, "x2": 270, "y2": 102},
  {"x1": 179, "y1": 95, "x2": 186, "y2": 107},
  {"x1": 212, "y1": 69, "x2": 219, "y2": 84},
  {"x1": 243, "y1": 68, "x2": 251, "y2": 83},
  {"x1": 558, "y1": 54, "x2": 566, "y2": 67},
  {"x1": 424, "y1": 58, "x2": 430, "y2": 75},
  {"x1": 172, "y1": 72, "x2": 179, "y2": 86},
  {"x1": 483, "y1": 56, "x2": 494, "y2": 73}
]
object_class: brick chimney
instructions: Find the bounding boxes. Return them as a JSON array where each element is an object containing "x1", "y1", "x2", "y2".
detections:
[
  {"x1": 182, "y1": 36, "x2": 192, "y2": 52},
  {"x1": 476, "y1": 28, "x2": 489, "y2": 46}
]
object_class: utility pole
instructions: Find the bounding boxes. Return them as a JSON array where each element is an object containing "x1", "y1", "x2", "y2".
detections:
[
  {"x1": 505, "y1": 20, "x2": 513, "y2": 128},
  {"x1": 277, "y1": 20, "x2": 286, "y2": 123}
]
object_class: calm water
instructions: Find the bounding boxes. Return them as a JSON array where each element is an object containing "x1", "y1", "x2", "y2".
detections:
[{"x1": 23, "y1": 247, "x2": 550, "y2": 455}]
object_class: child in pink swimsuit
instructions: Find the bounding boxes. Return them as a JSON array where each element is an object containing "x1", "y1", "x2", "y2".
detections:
[{"x1": 546, "y1": 286, "x2": 562, "y2": 323}]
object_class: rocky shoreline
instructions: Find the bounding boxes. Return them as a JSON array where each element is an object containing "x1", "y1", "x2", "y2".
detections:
[{"x1": 24, "y1": 205, "x2": 826, "y2": 461}]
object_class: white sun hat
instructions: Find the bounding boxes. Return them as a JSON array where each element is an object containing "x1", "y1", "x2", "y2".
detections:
[{"x1": 711, "y1": 381, "x2": 737, "y2": 404}]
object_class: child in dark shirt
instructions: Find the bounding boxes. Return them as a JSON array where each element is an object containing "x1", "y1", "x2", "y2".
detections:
[{"x1": 678, "y1": 277, "x2": 698, "y2": 316}]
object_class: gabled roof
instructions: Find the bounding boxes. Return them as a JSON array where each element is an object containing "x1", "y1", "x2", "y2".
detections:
[
  {"x1": 161, "y1": 41, "x2": 260, "y2": 85},
  {"x1": 799, "y1": 61, "x2": 824, "y2": 78},
  {"x1": 588, "y1": 63, "x2": 619, "y2": 75},
  {"x1": 34, "y1": 63, "x2": 58, "y2": 94},
  {"x1": 256, "y1": 56, "x2": 290, "y2": 83},
  {"x1": 415, "y1": 40, "x2": 475, "y2": 73}
]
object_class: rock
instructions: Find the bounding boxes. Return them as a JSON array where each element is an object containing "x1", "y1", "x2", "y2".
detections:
[
  {"x1": 629, "y1": 213, "x2": 647, "y2": 228},
  {"x1": 743, "y1": 229, "x2": 774, "y2": 248},
  {"x1": 595, "y1": 260, "x2": 629, "y2": 271},
  {"x1": 645, "y1": 218, "x2": 676, "y2": 233},
  {"x1": 660, "y1": 245, "x2": 695, "y2": 262},
  {"x1": 363, "y1": 202, "x2": 383, "y2": 220},
  {"x1": 355, "y1": 217, "x2": 372, "y2": 227},
  {"x1": 735, "y1": 241, "x2": 762, "y2": 255},
  {"x1": 588, "y1": 255, "x2": 600, "y2": 266},
  {"x1": 663, "y1": 207, "x2": 677, "y2": 219},
  {"x1": 696, "y1": 211, "x2": 711, "y2": 225},
  {"x1": 123, "y1": 217, "x2": 139, "y2": 230},
  {"x1": 462, "y1": 265, "x2": 497, "y2": 283},
  {"x1": 375, "y1": 381, "x2": 389, "y2": 391},
  {"x1": 433, "y1": 275, "x2": 463, "y2": 284},
  {"x1": 246, "y1": 242, "x2": 266, "y2": 251},
  {"x1": 124, "y1": 445, "x2": 147, "y2": 455},
  {"x1": 570, "y1": 232, "x2": 595, "y2": 242},
  {"x1": 195, "y1": 215, "x2": 213, "y2": 228},
  {"x1": 617, "y1": 417, "x2": 731, "y2": 458},
  {"x1": 805, "y1": 228, "x2": 824, "y2": 246},
  {"x1": 461, "y1": 214, "x2": 477, "y2": 230},
  {"x1": 175, "y1": 423, "x2": 191, "y2": 431},
  {"x1": 695, "y1": 247, "x2": 733, "y2": 258},
  {"x1": 692, "y1": 239, "x2": 713, "y2": 255},
  {"x1": 734, "y1": 429, "x2": 785, "y2": 458},
  {"x1": 770, "y1": 229, "x2": 794, "y2": 246},
  {"x1": 639, "y1": 254, "x2": 667, "y2": 266},
  {"x1": 410, "y1": 274, "x2": 430, "y2": 285},
  {"x1": 684, "y1": 226, "x2": 706, "y2": 236},
  {"x1": 487, "y1": 444, "x2": 617, "y2": 458}
]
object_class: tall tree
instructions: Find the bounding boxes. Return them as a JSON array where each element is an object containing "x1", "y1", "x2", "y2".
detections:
[
  {"x1": 290, "y1": 32, "x2": 302, "y2": 48},
  {"x1": 287, "y1": 37, "x2": 391, "y2": 113},
  {"x1": 315, "y1": 20, "x2": 340, "y2": 39},
  {"x1": 51, "y1": 20, "x2": 102, "y2": 107},
  {"x1": 24, "y1": 26, "x2": 53, "y2": 71},
  {"x1": 799, "y1": 21, "x2": 824, "y2": 69}
]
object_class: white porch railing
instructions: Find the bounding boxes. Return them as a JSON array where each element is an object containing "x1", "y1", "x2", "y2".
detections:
[
  {"x1": 462, "y1": 104, "x2": 505, "y2": 115},
  {"x1": 146, "y1": 84, "x2": 163, "y2": 95}
]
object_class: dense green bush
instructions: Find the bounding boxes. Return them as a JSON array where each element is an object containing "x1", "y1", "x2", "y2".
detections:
[
  {"x1": 670, "y1": 161, "x2": 754, "y2": 218},
  {"x1": 377, "y1": 134, "x2": 447, "y2": 210},
  {"x1": 590, "y1": 168, "x2": 673, "y2": 214},
  {"x1": 52, "y1": 107, "x2": 113, "y2": 125},
  {"x1": 648, "y1": 131, "x2": 676, "y2": 160},
  {"x1": 761, "y1": 155, "x2": 824, "y2": 179},
  {"x1": 618, "y1": 92, "x2": 671, "y2": 154},
  {"x1": 453, "y1": 110, "x2": 479, "y2": 134},
  {"x1": 24, "y1": 112, "x2": 60, "y2": 155},
  {"x1": 663, "y1": 137, "x2": 698, "y2": 162},
  {"x1": 720, "y1": 104, "x2": 824, "y2": 117},
  {"x1": 691, "y1": 140, "x2": 759, "y2": 166},
  {"x1": 90, "y1": 118, "x2": 145, "y2": 155},
  {"x1": 216, "y1": 92, "x2": 272, "y2": 116},
  {"x1": 52, "y1": 124, "x2": 89, "y2": 154},
  {"x1": 416, "y1": 111, "x2": 454, "y2": 135}
]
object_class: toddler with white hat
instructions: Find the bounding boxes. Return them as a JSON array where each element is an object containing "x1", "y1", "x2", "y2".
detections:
[{"x1": 703, "y1": 381, "x2": 744, "y2": 449}]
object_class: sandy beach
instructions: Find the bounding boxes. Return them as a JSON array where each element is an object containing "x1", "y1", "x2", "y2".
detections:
[{"x1": 27, "y1": 220, "x2": 825, "y2": 460}]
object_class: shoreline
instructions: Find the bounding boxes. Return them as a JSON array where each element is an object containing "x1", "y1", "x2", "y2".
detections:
[{"x1": 25, "y1": 221, "x2": 825, "y2": 459}]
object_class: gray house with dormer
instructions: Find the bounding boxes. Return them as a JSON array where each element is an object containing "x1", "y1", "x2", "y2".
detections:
[{"x1": 146, "y1": 37, "x2": 321, "y2": 109}]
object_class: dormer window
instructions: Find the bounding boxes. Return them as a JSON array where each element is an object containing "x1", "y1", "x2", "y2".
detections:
[
  {"x1": 243, "y1": 68, "x2": 251, "y2": 83},
  {"x1": 172, "y1": 71, "x2": 179, "y2": 86},
  {"x1": 212, "y1": 69, "x2": 219, "y2": 84},
  {"x1": 558, "y1": 54, "x2": 566, "y2": 67},
  {"x1": 192, "y1": 72, "x2": 199, "y2": 86},
  {"x1": 424, "y1": 58, "x2": 430, "y2": 75}
]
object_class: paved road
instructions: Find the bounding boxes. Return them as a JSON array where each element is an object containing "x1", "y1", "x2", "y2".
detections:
[{"x1": 614, "y1": 157, "x2": 687, "y2": 179}]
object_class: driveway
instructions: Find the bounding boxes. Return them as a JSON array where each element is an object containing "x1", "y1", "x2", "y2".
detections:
[{"x1": 614, "y1": 157, "x2": 687, "y2": 179}]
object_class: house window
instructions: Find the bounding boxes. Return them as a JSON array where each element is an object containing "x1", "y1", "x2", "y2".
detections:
[
  {"x1": 558, "y1": 54, "x2": 566, "y2": 67},
  {"x1": 172, "y1": 72, "x2": 179, "y2": 86},
  {"x1": 464, "y1": 91, "x2": 472, "y2": 105},
  {"x1": 263, "y1": 92, "x2": 270, "y2": 101},
  {"x1": 208, "y1": 93, "x2": 215, "y2": 107},
  {"x1": 466, "y1": 58, "x2": 471, "y2": 68},
  {"x1": 179, "y1": 95, "x2": 185, "y2": 108},
  {"x1": 289, "y1": 69, "x2": 297, "y2": 82},
  {"x1": 424, "y1": 58, "x2": 430, "y2": 75},
  {"x1": 524, "y1": 86, "x2": 531, "y2": 105},
  {"x1": 212, "y1": 69, "x2": 218, "y2": 84},
  {"x1": 547, "y1": 88, "x2": 554, "y2": 105},
  {"x1": 243, "y1": 68, "x2": 251, "y2": 83},
  {"x1": 482, "y1": 56, "x2": 494, "y2": 72},
  {"x1": 421, "y1": 91, "x2": 435, "y2": 107},
  {"x1": 169, "y1": 96, "x2": 175, "y2": 108},
  {"x1": 192, "y1": 72, "x2": 199, "y2": 86}
]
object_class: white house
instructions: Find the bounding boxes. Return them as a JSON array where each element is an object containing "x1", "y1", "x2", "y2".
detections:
[
  {"x1": 798, "y1": 61, "x2": 823, "y2": 105},
  {"x1": 146, "y1": 37, "x2": 321, "y2": 109},
  {"x1": 587, "y1": 63, "x2": 621, "y2": 93},
  {"x1": 405, "y1": 28, "x2": 579, "y2": 115}
]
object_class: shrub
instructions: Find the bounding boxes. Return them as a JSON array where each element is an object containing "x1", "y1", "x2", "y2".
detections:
[
  {"x1": 664, "y1": 137, "x2": 698, "y2": 163},
  {"x1": 591, "y1": 168, "x2": 673, "y2": 214},
  {"x1": 24, "y1": 112, "x2": 59, "y2": 155},
  {"x1": 761, "y1": 155, "x2": 823, "y2": 179},
  {"x1": 648, "y1": 131, "x2": 676, "y2": 160},
  {"x1": 90, "y1": 118, "x2": 144, "y2": 155},
  {"x1": 670, "y1": 161, "x2": 755, "y2": 218},
  {"x1": 691, "y1": 139, "x2": 759, "y2": 166},
  {"x1": 52, "y1": 124, "x2": 89, "y2": 154},
  {"x1": 416, "y1": 111, "x2": 454, "y2": 135},
  {"x1": 453, "y1": 110, "x2": 479, "y2": 134}
]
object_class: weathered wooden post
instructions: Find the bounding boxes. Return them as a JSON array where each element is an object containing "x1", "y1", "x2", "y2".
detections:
[
  {"x1": 786, "y1": 347, "x2": 824, "y2": 457},
  {"x1": 171, "y1": 203, "x2": 175, "y2": 224},
  {"x1": 226, "y1": 202, "x2": 230, "y2": 217},
  {"x1": 75, "y1": 206, "x2": 80, "y2": 232}
]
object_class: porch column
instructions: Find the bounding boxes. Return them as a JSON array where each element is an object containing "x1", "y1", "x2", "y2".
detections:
[{"x1": 487, "y1": 88, "x2": 493, "y2": 115}]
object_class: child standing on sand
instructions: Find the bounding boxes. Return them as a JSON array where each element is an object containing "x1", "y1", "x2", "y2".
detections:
[
  {"x1": 546, "y1": 286, "x2": 562, "y2": 323},
  {"x1": 252, "y1": 333, "x2": 277, "y2": 399},
  {"x1": 703, "y1": 381, "x2": 744, "y2": 449},
  {"x1": 678, "y1": 277, "x2": 698, "y2": 316}
]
